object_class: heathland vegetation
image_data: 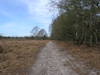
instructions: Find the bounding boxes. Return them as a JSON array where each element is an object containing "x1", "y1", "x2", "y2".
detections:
[{"x1": 0, "y1": 39, "x2": 48, "y2": 74}]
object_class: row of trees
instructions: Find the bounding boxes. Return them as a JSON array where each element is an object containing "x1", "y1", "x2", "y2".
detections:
[{"x1": 51, "y1": 0, "x2": 100, "y2": 46}]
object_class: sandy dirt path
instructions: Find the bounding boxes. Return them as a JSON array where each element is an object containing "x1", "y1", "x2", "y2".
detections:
[{"x1": 29, "y1": 42, "x2": 78, "y2": 75}]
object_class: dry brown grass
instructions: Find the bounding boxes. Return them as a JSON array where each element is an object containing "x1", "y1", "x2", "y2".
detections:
[
  {"x1": 0, "y1": 39, "x2": 49, "y2": 74},
  {"x1": 56, "y1": 41, "x2": 100, "y2": 70}
]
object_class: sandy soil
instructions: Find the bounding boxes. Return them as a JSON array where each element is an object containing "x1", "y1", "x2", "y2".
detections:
[{"x1": 28, "y1": 41, "x2": 77, "y2": 75}]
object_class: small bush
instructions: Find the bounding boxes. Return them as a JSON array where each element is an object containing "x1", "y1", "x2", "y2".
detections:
[{"x1": 0, "y1": 46, "x2": 3, "y2": 53}]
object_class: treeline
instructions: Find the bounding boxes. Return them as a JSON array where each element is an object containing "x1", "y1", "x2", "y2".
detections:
[
  {"x1": 51, "y1": 0, "x2": 100, "y2": 46},
  {"x1": 0, "y1": 35, "x2": 48, "y2": 40}
]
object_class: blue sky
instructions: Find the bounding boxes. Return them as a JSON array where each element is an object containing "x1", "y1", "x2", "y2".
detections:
[{"x1": 0, "y1": 0, "x2": 57, "y2": 36}]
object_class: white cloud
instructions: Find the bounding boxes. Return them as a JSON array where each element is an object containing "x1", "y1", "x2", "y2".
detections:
[
  {"x1": 20, "y1": 0, "x2": 50, "y2": 16},
  {"x1": 18, "y1": 0, "x2": 54, "y2": 33}
]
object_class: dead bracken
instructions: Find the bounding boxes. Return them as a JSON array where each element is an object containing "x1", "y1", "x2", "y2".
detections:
[{"x1": 0, "y1": 39, "x2": 48, "y2": 75}]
